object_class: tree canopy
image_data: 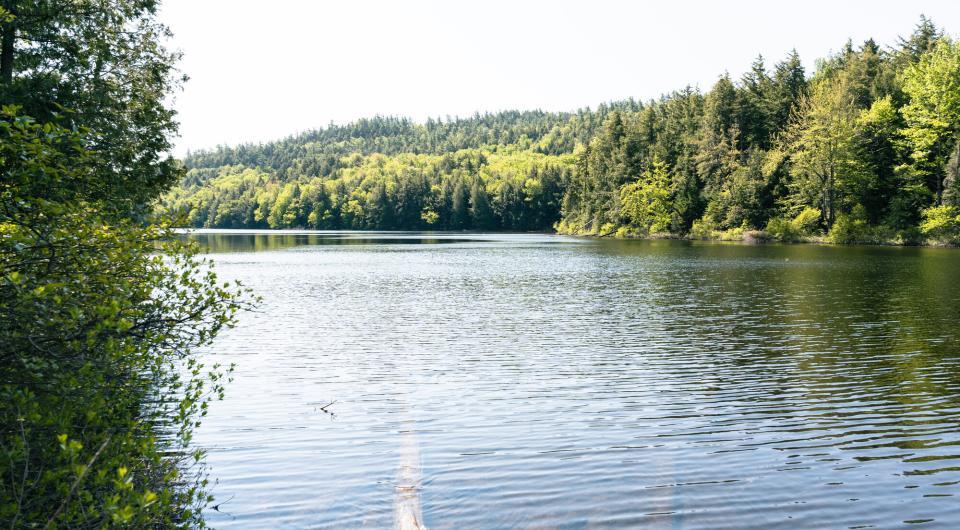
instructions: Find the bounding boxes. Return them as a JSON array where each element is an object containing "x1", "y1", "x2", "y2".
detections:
[
  {"x1": 170, "y1": 18, "x2": 960, "y2": 245},
  {"x1": 1, "y1": 1, "x2": 247, "y2": 527}
]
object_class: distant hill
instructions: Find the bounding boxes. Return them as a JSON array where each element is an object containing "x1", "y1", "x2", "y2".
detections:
[{"x1": 166, "y1": 104, "x2": 636, "y2": 231}]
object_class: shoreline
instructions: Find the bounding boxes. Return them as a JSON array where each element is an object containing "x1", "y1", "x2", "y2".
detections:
[
  {"x1": 176, "y1": 226, "x2": 960, "y2": 249},
  {"x1": 559, "y1": 229, "x2": 960, "y2": 249}
]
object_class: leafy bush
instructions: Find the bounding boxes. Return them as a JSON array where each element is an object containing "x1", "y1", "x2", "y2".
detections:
[
  {"x1": 765, "y1": 217, "x2": 800, "y2": 242},
  {"x1": 827, "y1": 213, "x2": 894, "y2": 245},
  {"x1": 919, "y1": 205, "x2": 960, "y2": 244},
  {"x1": 764, "y1": 208, "x2": 821, "y2": 242},
  {"x1": 0, "y1": 110, "x2": 250, "y2": 528},
  {"x1": 618, "y1": 160, "x2": 672, "y2": 234},
  {"x1": 792, "y1": 207, "x2": 821, "y2": 234},
  {"x1": 716, "y1": 225, "x2": 747, "y2": 241},
  {"x1": 689, "y1": 218, "x2": 718, "y2": 239}
]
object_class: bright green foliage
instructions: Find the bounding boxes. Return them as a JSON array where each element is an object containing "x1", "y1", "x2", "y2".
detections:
[
  {"x1": 919, "y1": 204, "x2": 960, "y2": 243},
  {"x1": 765, "y1": 217, "x2": 799, "y2": 242},
  {"x1": 0, "y1": 1, "x2": 249, "y2": 526},
  {"x1": 826, "y1": 205, "x2": 895, "y2": 244},
  {"x1": 792, "y1": 207, "x2": 822, "y2": 233},
  {"x1": 0, "y1": 109, "x2": 248, "y2": 528},
  {"x1": 618, "y1": 159, "x2": 673, "y2": 234},
  {"x1": 900, "y1": 39, "x2": 960, "y2": 205},
  {"x1": 688, "y1": 217, "x2": 719, "y2": 240},
  {"x1": 765, "y1": 207, "x2": 822, "y2": 242},
  {"x1": 164, "y1": 148, "x2": 574, "y2": 232},
  {"x1": 783, "y1": 73, "x2": 861, "y2": 225}
]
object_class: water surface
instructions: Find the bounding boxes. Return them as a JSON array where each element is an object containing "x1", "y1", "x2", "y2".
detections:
[{"x1": 190, "y1": 230, "x2": 960, "y2": 529}]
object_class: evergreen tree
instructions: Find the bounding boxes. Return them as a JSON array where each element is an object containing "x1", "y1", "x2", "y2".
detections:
[
  {"x1": 451, "y1": 179, "x2": 470, "y2": 229},
  {"x1": 770, "y1": 50, "x2": 807, "y2": 132},
  {"x1": 469, "y1": 181, "x2": 495, "y2": 230}
]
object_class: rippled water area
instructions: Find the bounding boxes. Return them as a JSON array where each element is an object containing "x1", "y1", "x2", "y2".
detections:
[{"x1": 189, "y1": 230, "x2": 960, "y2": 529}]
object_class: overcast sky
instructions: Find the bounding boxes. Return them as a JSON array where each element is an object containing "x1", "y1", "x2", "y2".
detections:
[{"x1": 158, "y1": 0, "x2": 960, "y2": 155}]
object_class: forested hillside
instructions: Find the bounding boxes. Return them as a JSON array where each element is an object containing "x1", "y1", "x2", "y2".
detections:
[
  {"x1": 166, "y1": 17, "x2": 960, "y2": 244},
  {"x1": 165, "y1": 106, "x2": 635, "y2": 231}
]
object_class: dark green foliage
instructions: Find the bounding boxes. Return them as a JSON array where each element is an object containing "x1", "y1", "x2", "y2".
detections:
[
  {"x1": 560, "y1": 17, "x2": 960, "y2": 244},
  {"x1": 469, "y1": 181, "x2": 495, "y2": 230},
  {"x1": 1, "y1": 109, "x2": 248, "y2": 528},
  {"x1": 0, "y1": 0, "x2": 185, "y2": 217},
  {"x1": 0, "y1": 2, "x2": 248, "y2": 527}
]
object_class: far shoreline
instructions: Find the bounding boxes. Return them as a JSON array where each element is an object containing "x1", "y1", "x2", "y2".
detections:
[{"x1": 175, "y1": 227, "x2": 960, "y2": 249}]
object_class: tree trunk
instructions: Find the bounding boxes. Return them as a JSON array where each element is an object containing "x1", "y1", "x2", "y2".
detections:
[
  {"x1": 0, "y1": 20, "x2": 13, "y2": 85},
  {"x1": 936, "y1": 169, "x2": 943, "y2": 206},
  {"x1": 953, "y1": 140, "x2": 960, "y2": 200},
  {"x1": 824, "y1": 167, "x2": 834, "y2": 226},
  {"x1": 949, "y1": 139, "x2": 960, "y2": 206}
]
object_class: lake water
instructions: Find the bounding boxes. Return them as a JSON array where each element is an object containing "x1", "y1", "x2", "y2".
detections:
[{"x1": 188, "y1": 230, "x2": 960, "y2": 529}]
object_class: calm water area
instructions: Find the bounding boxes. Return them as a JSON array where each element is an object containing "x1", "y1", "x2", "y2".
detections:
[{"x1": 187, "y1": 230, "x2": 960, "y2": 529}]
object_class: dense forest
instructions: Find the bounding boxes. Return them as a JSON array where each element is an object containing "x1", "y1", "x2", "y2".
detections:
[
  {"x1": 164, "y1": 107, "x2": 635, "y2": 231},
  {"x1": 168, "y1": 17, "x2": 960, "y2": 245},
  {"x1": 1, "y1": 1, "x2": 246, "y2": 527}
]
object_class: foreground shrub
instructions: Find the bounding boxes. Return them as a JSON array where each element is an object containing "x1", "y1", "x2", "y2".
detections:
[{"x1": 0, "y1": 110, "x2": 249, "y2": 528}]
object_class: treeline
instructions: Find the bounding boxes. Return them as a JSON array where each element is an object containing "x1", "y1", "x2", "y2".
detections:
[
  {"x1": 167, "y1": 105, "x2": 636, "y2": 231},
  {"x1": 183, "y1": 105, "x2": 634, "y2": 173},
  {"x1": 1, "y1": 1, "x2": 245, "y2": 527},
  {"x1": 165, "y1": 148, "x2": 573, "y2": 231},
  {"x1": 561, "y1": 17, "x2": 960, "y2": 244},
  {"x1": 170, "y1": 18, "x2": 960, "y2": 245}
]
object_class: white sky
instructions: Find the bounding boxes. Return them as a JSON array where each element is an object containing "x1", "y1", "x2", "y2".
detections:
[{"x1": 158, "y1": 0, "x2": 960, "y2": 155}]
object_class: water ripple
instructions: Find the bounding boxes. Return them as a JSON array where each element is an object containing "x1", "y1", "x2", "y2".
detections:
[{"x1": 190, "y1": 232, "x2": 960, "y2": 529}]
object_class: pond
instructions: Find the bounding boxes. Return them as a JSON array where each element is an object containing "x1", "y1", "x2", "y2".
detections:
[{"x1": 188, "y1": 230, "x2": 960, "y2": 529}]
